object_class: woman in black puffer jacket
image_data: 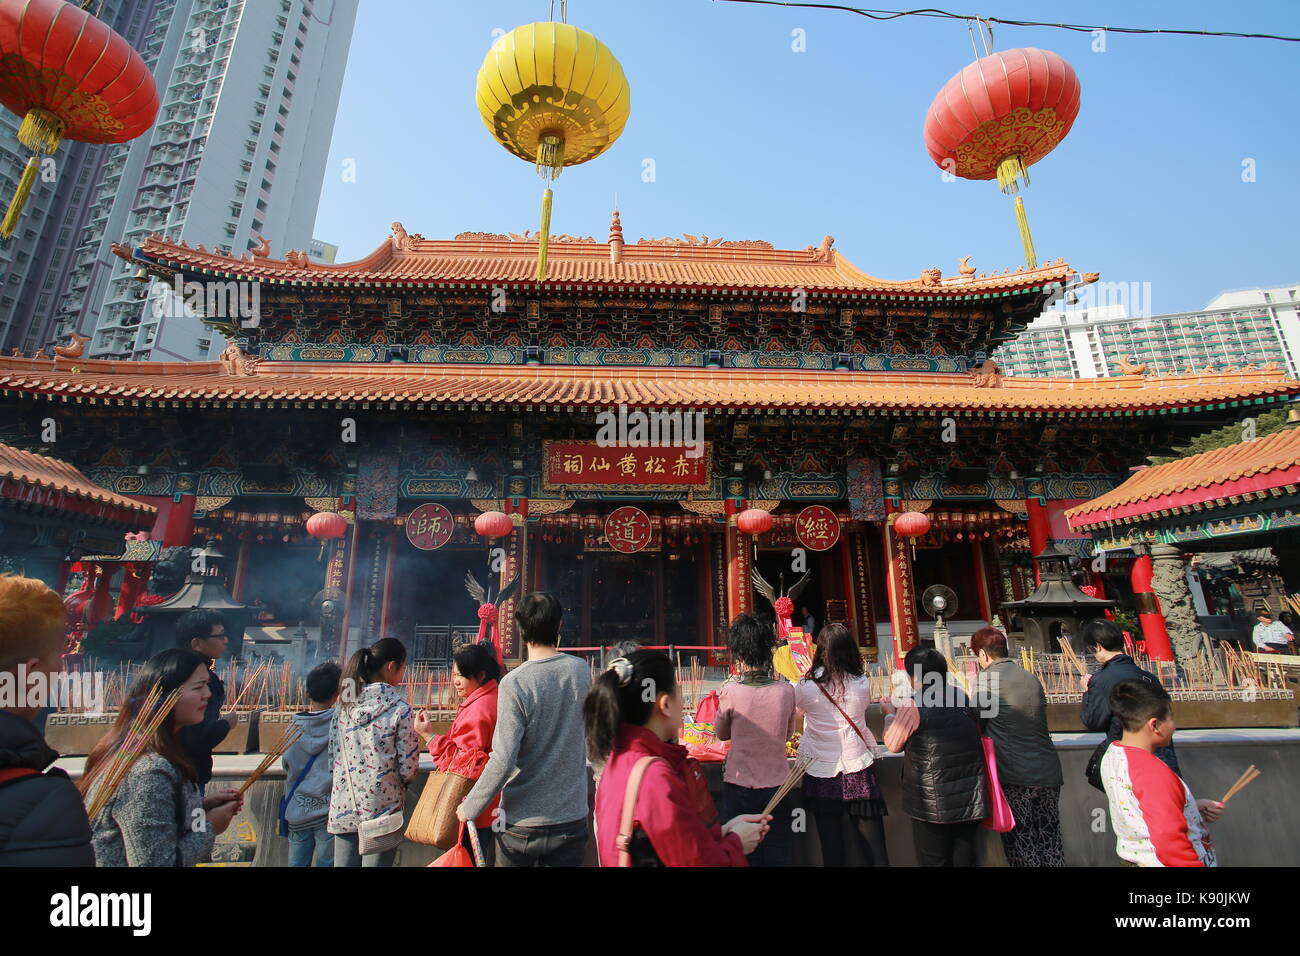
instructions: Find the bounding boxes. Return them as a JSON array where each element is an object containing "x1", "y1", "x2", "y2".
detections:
[{"x1": 883, "y1": 647, "x2": 988, "y2": 866}]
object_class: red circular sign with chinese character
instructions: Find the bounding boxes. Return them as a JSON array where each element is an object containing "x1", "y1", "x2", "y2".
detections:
[
  {"x1": 405, "y1": 503, "x2": 455, "y2": 551},
  {"x1": 796, "y1": 505, "x2": 841, "y2": 551},
  {"x1": 604, "y1": 506, "x2": 653, "y2": 554}
]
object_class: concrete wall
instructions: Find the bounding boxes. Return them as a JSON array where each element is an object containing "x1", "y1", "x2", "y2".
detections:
[{"x1": 99, "y1": 729, "x2": 1296, "y2": 867}]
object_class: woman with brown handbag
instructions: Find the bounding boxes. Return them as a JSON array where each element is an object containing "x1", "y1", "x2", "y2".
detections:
[{"x1": 414, "y1": 642, "x2": 501, "y2": 865}]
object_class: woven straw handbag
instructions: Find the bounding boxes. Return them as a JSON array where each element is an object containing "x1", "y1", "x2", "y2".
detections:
[{"x1": 406, "y1": 765, "x2": 477, "y2": 849}]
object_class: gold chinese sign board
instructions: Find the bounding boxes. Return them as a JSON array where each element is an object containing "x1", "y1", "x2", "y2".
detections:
[{"x1": 543, "y1": 441, "x2": 711, "y2": 491}]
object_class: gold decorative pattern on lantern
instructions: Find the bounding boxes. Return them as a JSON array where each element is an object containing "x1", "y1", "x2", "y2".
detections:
[{"x1": 952, "y1": 107, "x2": 1070, "y2": 182}]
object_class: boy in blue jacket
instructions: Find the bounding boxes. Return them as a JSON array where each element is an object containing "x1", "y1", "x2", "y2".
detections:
[{"x1": 281, "y1": 661, "x2": 340, "y2": 867}]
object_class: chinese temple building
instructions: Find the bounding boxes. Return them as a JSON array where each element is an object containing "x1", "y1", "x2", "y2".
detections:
[
  {"x1": 1, "y1": 216, "x2": 1297, "y2": 665},
  {"x1": 1068, "y1": 425, "x2": 1300, "y2": 660}
]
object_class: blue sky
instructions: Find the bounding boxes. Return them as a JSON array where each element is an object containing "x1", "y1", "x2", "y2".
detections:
[{"x1": 313, "y1": 0, "x2": 1299, "y2": 314}]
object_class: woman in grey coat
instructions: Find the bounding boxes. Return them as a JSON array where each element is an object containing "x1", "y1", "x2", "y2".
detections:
[
  {"x1": 971, "y1": 627, "x2": 1065, "y2": 867},
  {"x1": 81, "y1": 649, "x2": 244, "y2": 867}
]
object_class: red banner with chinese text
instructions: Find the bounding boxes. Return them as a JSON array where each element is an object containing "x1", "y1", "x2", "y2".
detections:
[{"x1": 543, "y1": 441, "x2": 710, "y2": 490}]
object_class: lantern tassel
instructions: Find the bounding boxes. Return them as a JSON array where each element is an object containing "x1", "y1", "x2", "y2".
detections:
[
  {"x1": 17, "y1": 109, "x2": 65, "y2": 154},
  {"x1": 1, "y1": 157, "x2": 41, "y2": 239},
  {"x1": 536, "y1": 187, "x2": 553, "y2": 282},
  {"x1": 996, "y1": 154, "x2": 1029, "y2": 195},
  {"x1": 1013, "y1": 196, "x2": 1038, "y2": 269}
]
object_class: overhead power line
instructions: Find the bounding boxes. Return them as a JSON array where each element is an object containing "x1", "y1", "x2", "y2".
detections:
[{"x1": 712, "y1": 1, "x2": 1300, "y2": 43}]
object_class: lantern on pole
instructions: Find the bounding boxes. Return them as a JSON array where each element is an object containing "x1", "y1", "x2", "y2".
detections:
[
  {"x1": 467, "y1": 511, "x2": 520, "y2": 672},
  {"x1": 0, "y1": 0, "x2": 160, "y2": 237},
  {"x1": 475, "y1": 20, "x2": 631, "y2": 281},
  {"x1": 737, "y1": 506, "x2": 773, "y2": 563},
  {"x1": 306, "y1": 511, "x2": 347, "y2": 559},
  {"x1": 474, "y1": 511, "x2": 513, "y2": 540},
  {"x1": 923, "y1": 46, "x2": 1080, "y2": 268},
  {"x1": 736, "y1": 508, "x2": 774, "y2": 536},
  {"x1": 893, "y1": 510, "x2": 932, "y2": 560}
]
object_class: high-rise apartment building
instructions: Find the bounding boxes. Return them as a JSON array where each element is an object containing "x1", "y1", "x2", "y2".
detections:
[
  {"x1": 42, "y1": 0, "x2": 358, "y2": 362},
  {"x1": 0, "y1": 0, "x2": 165, "y2": 357},
  {"x1": 994, "y1": 285, "x2": 1300, "y2": 379}
]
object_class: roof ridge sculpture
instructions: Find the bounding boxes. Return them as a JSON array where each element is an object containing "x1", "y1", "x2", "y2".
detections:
[{"x1": 113, "y1": 226, "x2": 1079, "y2": 295}]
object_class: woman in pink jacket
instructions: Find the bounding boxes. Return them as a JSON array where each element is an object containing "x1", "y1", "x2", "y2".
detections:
[
  {"x1": 415, "y1": 642, "x2": 501, "y2": 866},
  {"x1": 588, "y1": 649, "x2": 769, "y2": 867}
]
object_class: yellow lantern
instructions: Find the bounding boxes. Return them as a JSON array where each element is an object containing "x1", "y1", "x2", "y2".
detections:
[{"x1": 475, "y1": 21, "x2": 631, "y2": 281}]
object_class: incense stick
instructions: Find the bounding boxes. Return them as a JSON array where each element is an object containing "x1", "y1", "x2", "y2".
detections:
[
  {"x1": 762, "y1": 756, "x2": 813, "y2": 816},
  {"x1": 237, "y1": 723, "x2": 302, "y2": 796},
  {"x1": 1221, "y1": 765, "x2": 1260, "y2": 804},
  {"x1": 85, "y1": 683, "x2": 182, "y2": 820}
]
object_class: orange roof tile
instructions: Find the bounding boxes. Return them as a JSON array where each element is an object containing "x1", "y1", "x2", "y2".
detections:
[
  {"x1": 117, "y1": 228, "x2": 1078, "y2": 296},
  {"x1": 0, "y1": 443, "x2": 157, "y2": 519},
  {"x1": 1, "y1": 357, "x2": 1295, "y2": 415},
  {"x1": 1067, "y1": 428, "x2": 1300, "y2": 529}
]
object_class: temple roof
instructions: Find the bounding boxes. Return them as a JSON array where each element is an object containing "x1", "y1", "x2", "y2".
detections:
[
  {"x1": 2, "y1": 356, "x2": 1295, "y2": 415},
  {"x1": 116, "y1": 224, "x2": 1081, "y2": 296},
  {"x1": 0, "y1": 442, "x2": 157, "y2": 523},
  {"x1": 1067, "y1": 427, "x2": 1300, "y2": 530}
]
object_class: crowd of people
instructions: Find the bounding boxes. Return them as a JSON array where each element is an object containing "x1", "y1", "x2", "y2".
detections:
[{"x1": 0, "y1": 572, "x2": 1232, "y2": 868}]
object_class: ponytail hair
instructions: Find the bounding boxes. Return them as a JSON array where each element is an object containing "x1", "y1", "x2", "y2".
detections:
[
  {"x1": 340, "y1": 637, "x2": 407, "y2": 707},
  {"x1": 583, "y1": 648, "x2": 676, "y2": 764}
]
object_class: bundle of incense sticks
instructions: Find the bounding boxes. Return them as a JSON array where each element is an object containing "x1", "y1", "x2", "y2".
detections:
[
  {"x1": 227, "y1": 660, "x2": 269, "y2": 711},
  {"x1": 237, "y1": 723, "x2": 303, "y2": 797},
  {"x1": 85, "y1": 683, "x2": 182, "y2": 820},
  {"x1": 762, "y1": 756, "x2": 813, "y2": 816},
  {"x1": 1056, "y1": 638, "x2": 1088, "y2": 677},
  {"x1": 1221, "y1": 765, "x2": 1261, "y2": 804}
]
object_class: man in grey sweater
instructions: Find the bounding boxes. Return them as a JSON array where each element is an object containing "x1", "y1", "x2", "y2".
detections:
[{"x1": 459, "y1": 591, "x2": 591, "y2": 866}]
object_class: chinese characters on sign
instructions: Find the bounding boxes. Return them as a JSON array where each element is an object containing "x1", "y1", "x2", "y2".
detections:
[
  {"x1": 543, "y1": 441, "x2": 710, "y2": 490},
  {"x1": 796, "y1": 505, "x2": 841, "y2": 551},
  {"x1": 604, "y1": 506, "x2": 653, "y2": 554},
  {"x1": 405, "y1": 503, "x2": 454, "y2": 551}
]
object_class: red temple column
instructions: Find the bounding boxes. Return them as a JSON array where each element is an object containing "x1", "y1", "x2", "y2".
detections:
[
  {"x1": 162, "y1": 475, "x2": 198, "y2": 548},
  {"x1": 883, "y1": 501, "x2": 920, "y2": 667},
  {"x1": 230, "y1": 534, "x2": 251, "y2": 602},
  {"x1": 1130, "y1": 551, "x2": 1173, "y2": 661},
  {"x1": 972, "y1": 536, "x2": 994, "y2": 622},
  {"x1": 723, "y1": 499, "x2": 752, "y2": 624},
  {"x1": 1025, "y1": 495, "x2": 1050, "y2": 584},
  {"x1": 1088, "y1": 565, "x2": 1115, "y2": 619},
  {"x1": 322, "y1": 506, "x2": 358, "y2": 661},
  {"x1": 338, "y1": 506, "x2": 362, "y2": 660},
  {"x1": 497, "y1": 498, "x2": 528, "y2": 661},
  {"x1": 378, "y1": 531, "x2": 397, "y2": 640}
]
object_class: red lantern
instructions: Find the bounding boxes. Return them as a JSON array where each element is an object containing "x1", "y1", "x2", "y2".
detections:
[
  {"x1": 893, "y1": 511, "x2": 932, "y2": 539},
  {"x1": 736, "y1": 508, "x2": 773, "y2": 536},
  {"x1": 924, "y1": 48, "x2": 1080, "y2": 268},
  {"x1": 306, "y1": 511, "x2": 347, "y2": 541},
  {"x1": 474, "y1": 510, "x2": 513, "y2": 539},
  {"x1": 0, "y1": 0, "x2": 160, "y2": 236}
]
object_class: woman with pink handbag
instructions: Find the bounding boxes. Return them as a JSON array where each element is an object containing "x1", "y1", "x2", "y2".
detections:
[
  {"x1": 970, "y1": 627, "x2": 1065, "y2": 867},
  {"x1": 883, "y1": 647, "x2": 988, "y2": 866}
]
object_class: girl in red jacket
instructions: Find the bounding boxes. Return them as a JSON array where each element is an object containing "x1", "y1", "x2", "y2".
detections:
[
  {"x1": 415, "y1": 642, "x2": 501, "y2": 865},
  {"x1": 587, "y1": 649, "x2": 769, "y2": 867}
]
